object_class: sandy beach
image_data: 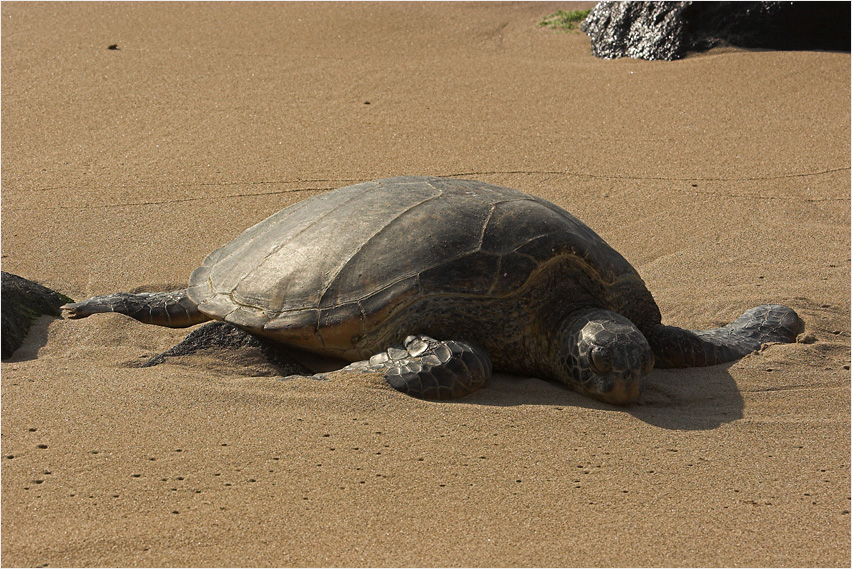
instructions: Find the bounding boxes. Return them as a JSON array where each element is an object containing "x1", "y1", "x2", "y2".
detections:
[{"x1": 2, "y1": 2, "x2": 850, "y2": 566}]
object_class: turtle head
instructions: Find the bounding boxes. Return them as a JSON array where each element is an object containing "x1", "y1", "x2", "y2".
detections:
[{"x1": 554, "y1": 309, "x2": 654, "y2": 405}]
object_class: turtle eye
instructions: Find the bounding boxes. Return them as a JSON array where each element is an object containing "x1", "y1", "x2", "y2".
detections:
[{"x1": 589, "y1": 345, "x2": 612, "y2": 375}]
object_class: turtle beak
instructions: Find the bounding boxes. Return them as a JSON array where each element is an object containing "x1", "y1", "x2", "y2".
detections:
[{"x1": 589, "y1": 371, "x2": 644, "y2": 405}]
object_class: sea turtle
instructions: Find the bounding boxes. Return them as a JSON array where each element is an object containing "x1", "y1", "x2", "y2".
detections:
[{"x1": 62, "y1": 176, "x2": 804, "y2": 404}]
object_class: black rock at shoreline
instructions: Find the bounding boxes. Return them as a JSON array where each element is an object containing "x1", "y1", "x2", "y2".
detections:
[
  {"x1": 1, "y1": 271, "x2": 72, "y2": 359},
  {"x1": 581, "y1": 1, "x2": 851, "y2": 61}
]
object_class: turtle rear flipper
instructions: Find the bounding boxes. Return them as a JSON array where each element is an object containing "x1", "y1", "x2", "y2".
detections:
[
  {"x1": 349, "y1": 335, "x2": 492, "y2": 399},
  {"x1": 62, "y1": 290, "x2": 209, "y2": 328},
  {"x1": 648, "y1": 304, "x2": 804, "y2": 368}
]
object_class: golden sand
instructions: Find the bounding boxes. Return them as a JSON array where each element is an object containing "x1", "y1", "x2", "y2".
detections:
[{"x1": 2, "y1": 2, "x2": 849, "y2": 566}]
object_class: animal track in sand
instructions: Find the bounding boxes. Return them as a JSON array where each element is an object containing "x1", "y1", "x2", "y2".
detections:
[{"x1": 11, "y1": 166, "x2": 849, "y2": 210}]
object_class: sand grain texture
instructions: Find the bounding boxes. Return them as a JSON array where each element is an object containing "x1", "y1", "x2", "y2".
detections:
[{"x1": 2, "y1": 2, "x2": 850, "y2": 567}]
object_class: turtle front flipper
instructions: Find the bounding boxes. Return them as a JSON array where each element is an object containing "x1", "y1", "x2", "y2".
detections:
[
  {"x1": 647, "y1": 304, "x2": 804, "y2": 368},
  {"x1": 62, "y1": 290, "x2": 209, "y2": 328},
  {"x1": 352, "y1": 335, "x2": 492, "y2": 399}
]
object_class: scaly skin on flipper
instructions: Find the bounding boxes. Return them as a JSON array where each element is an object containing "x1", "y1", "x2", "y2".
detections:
[
  {"x1": 647, "y1": 304, "x2": 804, "y2": 368},
  {"x1": 62, "y1": 290, "x2": 209, "y2": 328},
  {"x1": 345, "y1": 335, "x2": 492, "y2": 399}
]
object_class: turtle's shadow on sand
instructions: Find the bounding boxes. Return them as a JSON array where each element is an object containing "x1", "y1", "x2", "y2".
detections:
[
  {"x1": 143, "y1": 323, "x2": 745, "y2": 432},
  {"x1": 442, "y1": 369, "x2": 745, "y2": 431}
]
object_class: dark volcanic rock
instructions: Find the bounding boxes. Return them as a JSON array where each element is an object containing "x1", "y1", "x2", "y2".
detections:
[
  {"x1": 582, "y1": 2, "x2": 690, "y2": 61},
  {"x1": 1, "y1": 272, "x2": 72, "y2": 359},
  {"x1": 581, "y1": 1, "x2": 851, "y2": 61}
]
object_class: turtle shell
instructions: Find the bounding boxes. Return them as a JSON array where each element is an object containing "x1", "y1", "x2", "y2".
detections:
[{"x1": 187, "y1": 176, "x2": 657, "y2": 354}]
